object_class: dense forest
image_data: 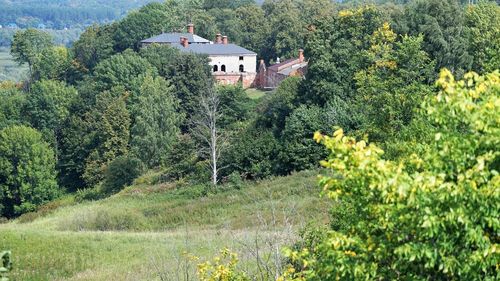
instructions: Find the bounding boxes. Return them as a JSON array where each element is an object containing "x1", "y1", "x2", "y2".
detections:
[
  {"x1": 0, "y1": 0, "x2": 163, "y2": 29},
  {"x1": 0, "y1": 0, "x2": 498, "y2": 279}
]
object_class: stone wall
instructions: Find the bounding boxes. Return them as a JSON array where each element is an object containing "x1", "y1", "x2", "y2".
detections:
[{"x1": 213, "y1": 72, "x2": 256, "y2": 88}]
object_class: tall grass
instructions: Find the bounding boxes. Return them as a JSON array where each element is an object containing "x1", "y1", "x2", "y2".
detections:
[{"x1": 0, "y1": 171, "x2": 329, "y2": 280}]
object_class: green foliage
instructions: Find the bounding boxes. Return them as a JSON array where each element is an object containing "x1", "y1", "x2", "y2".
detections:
[
  {"x1": 138, "y1": 44, "x2": 179, "y2": 77},
  {"x1": 88, "y1": 49, "x2": 157, "y2": 94},
  {"x1": 165, "y1": 52, "x2": 214, "y2": 123},
  {"x1": 0, "y1": 251, "x2": 11, "y2": 281},
  {"x1": 163, "y1": 134, "x2": 200, "y2": 181},
  {"x1": 24, "y1": 80, "x2": 77, "y2": 142},
  {"x1": 10, "y1": 29, "x2": 53, "y2": 71},
  {"x1": 262, "y1": 0, "x2": 304, "y2": 61},
  {"x1": 223, "y1": 127, "x2": 280, "y2": 179},
  {"x1": 283, "y1": 70, "x2": 500, "y2": 280},
  {"x1": 0, "y1": 84, "x2": 26, "y2": 130},
  {"x1": 398, "y1": 0, "x2": 472, "y2": 75},
  {"x1": 302, "y1": 6, "x2": 383, "y2": 106},
  {"x1": 32, "y1": 46, "x2": 72, "y2": 81},
  {"x1": 0, "y1": 125, "x2": 59, "y2": 218},
  {"x1": 257, "y1": 76, "x2": 301, "y2": 134},
  {"x1": 71, "y1": 24, "x2": 115, "y2": 72},
  {"x1": 101, "y1": 155, "x2": 144, "y2": 194},
  {"x1": 113, "y1": 2, "x2": 178, "y2": 52},
  {"x1": 355, "y1": 24, "x2": 435, "y2": 143},
  {"x1": 278, "y1": 105, "x2": 330, "y2": 174},
  {"x1": 0, "y1": 0, "x2": 160, "y2": 30},
  {"x1": 74, "y1": 187, "x2": 105, "y2": 203},
  {"x1": 233, "y1": 4, "x2": 270, "y2": 57},
  {"x1": 82, "y1": 89, "x2": 131, "y2": 186},
  {"x1": 466, "y1": 1, "x2": 500, "y2": 73},
  {"x1": 217, "y1": 85, "x2": 253, "y2": 128},
  {"x1": 130, "y1": 76, "x2": 182, "y2": 168}
]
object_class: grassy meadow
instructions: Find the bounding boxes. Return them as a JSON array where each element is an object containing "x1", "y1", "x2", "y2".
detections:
[
  {"x1": 0, "y1": 170, "x2": 330, "y2": 280},
  {"x1": 0, "y1": 47, "x2": 28, "y2": 82}
]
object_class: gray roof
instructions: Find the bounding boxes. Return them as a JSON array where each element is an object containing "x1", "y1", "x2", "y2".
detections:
[
  {"x1": 278, "y1": 62, "x2": 308, "y2": 75},
  {"x1": 141, "y1": 33, "x2": 210, "y2": 44},
  {"x1": 171, "y1": 43, "x2": 256, "y2": 56}
]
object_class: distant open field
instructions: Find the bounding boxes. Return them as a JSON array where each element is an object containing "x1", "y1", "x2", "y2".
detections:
[
  {"x1": 0, "y1": 47, "x2": 27, "y2": 82},
  {"x1": 0, "y1": 170, "x2": 330, "y2": 280}
]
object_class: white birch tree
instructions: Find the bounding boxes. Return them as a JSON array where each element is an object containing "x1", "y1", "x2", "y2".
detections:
[{"x1": 192, "y1": 88, "x2": 227, "y2": 186}]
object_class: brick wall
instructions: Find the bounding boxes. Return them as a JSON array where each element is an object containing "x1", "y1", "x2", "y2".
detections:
[{"x1": 213, "y1": 73, "x2": 256, "y2": 88}]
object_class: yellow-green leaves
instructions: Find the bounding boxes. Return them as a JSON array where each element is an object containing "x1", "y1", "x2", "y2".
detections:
[{"x1": 282, "y1": 70, "x2": 500, "y2": 280}]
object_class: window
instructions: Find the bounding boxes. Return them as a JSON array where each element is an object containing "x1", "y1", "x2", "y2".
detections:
[
  {"x1": 239, "y1": 64, "x2": 244, "y2": 72},
  {"x1": 221, "y1": 65, "x2": 226, "y2": 72},
  {"x1": 213, "y1": 65, "x2": 218, "y2": 72},
  {"x1": 239, "y1": 56, "x2": 244, "y2": 61}
]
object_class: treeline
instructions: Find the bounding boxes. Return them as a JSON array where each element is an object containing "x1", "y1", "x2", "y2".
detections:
[
  {"x1": 0, "y1": 28, "x2": 82, "y2": 47},
  {"x1": 0, "y1": 0, "x2": 162, "y2": 29},
  {"x1": 0, "y1": 0, "x2": 499, "y2": 219}
]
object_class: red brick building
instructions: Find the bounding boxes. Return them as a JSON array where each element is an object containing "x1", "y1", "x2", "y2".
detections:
[{"x1": 255, "y1": 49, "x2": 308, "y2": 90}]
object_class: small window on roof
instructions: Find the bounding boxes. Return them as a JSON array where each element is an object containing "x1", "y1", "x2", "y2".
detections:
[
  {"x1": 221, "y1": 65, "x2": 226, "y2": 72},
  {"x1": 239, "y1": 56, "x2": 244, "y2": 61},
  {"x1": 239, "y1": 64, "x2": 244, "y2": 72},
  {"x1": 213, "y1": 65, "x2": 218, "y2": 72}
]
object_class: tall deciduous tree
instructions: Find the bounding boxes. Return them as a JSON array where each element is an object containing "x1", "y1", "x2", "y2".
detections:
[
  {"x1": 355, "y1": 23, "x2": 435, "y2": 143},
  {"x1": 24, "y1": 80, "x2": 78, "y2": 156},
  {"x1": 32, "y1": 46, "x2": 72, "y2": 82},
  {"x1": 398, "y1": 0, "x2": 472, "y2": 75},
  {"x1": 262, "y1": 0, "x2": 305, "y2": 61},
  {"x1": 165, "y1": 53, "x2": 214, "y2": 125},
  {"x1": 10, "y1": 29, "x2": 53, "y2": 77},
  {"x1": 302, "y1": 6, "x2": 383, "y2": 106},
  {"x1": 130, "y1": 76, "x2": 182, "y2": 168},
  {"x1": 113, "y1": 2, "x2": 180, "y2": 52},
  {"x1": 71, "y1": 24, "x2": 115, "y2": 73},
  {"x1": 465, "y1": 1, "x2": 500, "y2": 73},
  {"x1": 82, "y1": 88, "x2": 131, "y2": 186},
  {"x1": 0, "y1": 125, "x2": 59, "y2": 217}
]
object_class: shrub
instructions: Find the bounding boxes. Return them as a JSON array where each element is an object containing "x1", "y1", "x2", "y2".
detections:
[
  {"x1": 162, "y1": 134, "x2": 199, "y2": 181},
  {"x1": 197, "y1": 248, "x2": 249, "y2": 281},
  {"x1": 278, "y1": 105, "x2": 330, "y2": 174},
  {"x1": 62, "y1": 207, "x2": 148, "y2": 231},
  {"x1": 101, "y1": 155, "x2": 144, "y2": 194},
  {"x1": 223, "y1": 127, "x2": 280, "y2": 179},
  {"x1": 0, "y1": 250, "x2": 12, "y2": 281},
  {"x1": 75, "y1": 187, "x2": 105, "y2": 203},
  {"x1": 0, "y1": 125, "x2": 59, "y2": 218}
]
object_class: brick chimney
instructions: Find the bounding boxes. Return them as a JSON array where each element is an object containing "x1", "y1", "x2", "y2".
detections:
[
  {"x1": 215, "y1": 33, "x2": 222, "y2": 44},
  {"x1": 298, "y1": 49, "x2": 304, "y2": 63},
  {"x1": 187, "y1": 23, "x2": 194, "y2": 34},
  {"x1": 180, "y1": 37, "x2": 189, "y2": 48},
  {"x1": 222, "y1": 35, "x2": 228, "y2": 45}
]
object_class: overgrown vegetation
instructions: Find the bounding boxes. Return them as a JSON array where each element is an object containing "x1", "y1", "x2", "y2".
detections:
[{"x1": 0, "y1": 0, "x2": 498, "y2": 280}]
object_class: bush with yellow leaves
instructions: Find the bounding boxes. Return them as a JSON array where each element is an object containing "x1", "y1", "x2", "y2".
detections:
[
  {"x1": 280, "y1": 69, "x2": 500, "y2": 280},
  {"x1": 197, "y1": 248, "x2": 248, "y2": 281}
]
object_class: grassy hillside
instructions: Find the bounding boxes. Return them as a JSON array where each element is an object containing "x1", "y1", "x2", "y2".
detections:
[{"x1": 0, "y1": 170, "x2": 330, "y2": 280}]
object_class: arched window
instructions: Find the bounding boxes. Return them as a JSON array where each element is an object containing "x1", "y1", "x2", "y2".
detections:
[
  {"x1": 221, "y1": 65, "x2": 226, "y2": 72},
  {"x1": 239, "y1": 64, "x2": 244, "y2": 72},
  {"x1": 213, "y1": 65, "x2": 218, "y2": 72}
]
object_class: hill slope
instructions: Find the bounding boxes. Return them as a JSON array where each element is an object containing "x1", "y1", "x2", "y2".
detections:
[{"x1": 0, "y1": 171, "x2": 330, "y2": 280}]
